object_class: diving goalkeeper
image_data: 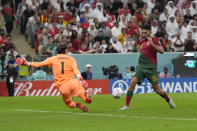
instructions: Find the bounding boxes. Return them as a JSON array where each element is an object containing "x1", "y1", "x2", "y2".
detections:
[{"x1": 16, "y1": 44, "x2": 92, "y2": 112}]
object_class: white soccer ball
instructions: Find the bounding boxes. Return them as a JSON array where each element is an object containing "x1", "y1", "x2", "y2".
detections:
[{"x1": 112, "y1": 88, "x2": 123, "y2": 98}]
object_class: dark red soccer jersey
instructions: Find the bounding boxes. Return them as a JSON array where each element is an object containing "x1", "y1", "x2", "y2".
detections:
[{"x1": 137, "y1": 37, "x2": 161, "y2": 69}]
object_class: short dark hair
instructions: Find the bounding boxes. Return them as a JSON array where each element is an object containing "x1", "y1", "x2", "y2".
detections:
[
  {"x1": 8, "y1": 54, "x2": 14, "y2": 59},
  {"x1": 142, "y1": 24, "x2": 151, "y2": 30},
  {"x1": 57, "y1": 44, "x2": 68, "y2": 54}
]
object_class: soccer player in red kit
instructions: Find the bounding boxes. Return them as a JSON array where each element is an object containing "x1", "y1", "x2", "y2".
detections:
[
  {"x1": 120, "y1": 24, "x2": 176, "y2": 111},
  {"x1": 16, "y1": 44, "x2": 92, "y2": 112}
]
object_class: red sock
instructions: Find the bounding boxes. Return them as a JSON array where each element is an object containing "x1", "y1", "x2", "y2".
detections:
[
  {"x1": 160, "y1": 92, "x2": 170, "y2": 102},
  {"x1": 126, "y1": 90, "x2": 133, "y2": 107},
  {"x1": 126, "y1": 95, "x2": 132, "y2": 107}
]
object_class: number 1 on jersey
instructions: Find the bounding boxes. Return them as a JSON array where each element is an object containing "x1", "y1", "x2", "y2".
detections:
[{"x1": 61, "y1": 62, "x2": 64, "y2": 74}]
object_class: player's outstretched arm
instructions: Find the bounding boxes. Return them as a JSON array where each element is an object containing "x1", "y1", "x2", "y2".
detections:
[{"x1": 16, "y1": 57, "x2": 52, "y2": 67}]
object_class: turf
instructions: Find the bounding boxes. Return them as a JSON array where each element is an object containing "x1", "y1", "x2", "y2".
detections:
[{"x1": 0, "y1": 93, "x2": 197, "y2": 131}]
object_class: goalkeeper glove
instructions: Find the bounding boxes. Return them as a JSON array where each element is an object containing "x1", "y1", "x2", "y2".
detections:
[
  {"x1": 78, "y1": 76, "x2": 88, "y2": 88},
  {"x1": 16, "y1": 57, "x2": 29, "y2": 66}
]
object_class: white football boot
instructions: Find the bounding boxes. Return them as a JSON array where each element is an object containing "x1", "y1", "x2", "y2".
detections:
[
  {"x1": 119, "y1": 105, "x2": 130, "y2": 111},
  {"x1": 168, "y1": 97, "x2": 176, "y2": 109}
]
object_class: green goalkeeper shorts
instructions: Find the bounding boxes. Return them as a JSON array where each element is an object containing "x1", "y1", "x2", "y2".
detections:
[{"x1": 132, "y1": 66, "x2": 159, "y2": 85}]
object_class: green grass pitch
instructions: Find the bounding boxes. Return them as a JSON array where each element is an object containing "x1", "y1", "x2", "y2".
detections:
[{"x1": 0, "y1": 93, "x2": 197, "y2": 131}]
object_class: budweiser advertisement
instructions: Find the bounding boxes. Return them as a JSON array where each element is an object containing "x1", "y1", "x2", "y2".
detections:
[{"x1": 0, "y1": 80, "x2": 110, "y2": 97}]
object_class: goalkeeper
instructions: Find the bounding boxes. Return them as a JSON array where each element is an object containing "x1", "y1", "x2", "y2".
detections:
[{"x1": 16, "y1": 44, "x2": 92, "y2": 112}]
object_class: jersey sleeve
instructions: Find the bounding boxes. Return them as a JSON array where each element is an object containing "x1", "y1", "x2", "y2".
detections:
[
  {"x1": 153, "y1": 37, "x2": 161, "y2": 46},
  {"x1": 71, "y1": 57, "x2": 81, "y2": 77},
  {"x1": 30, "y1": 57, "x2": 53, "y2": 67}
]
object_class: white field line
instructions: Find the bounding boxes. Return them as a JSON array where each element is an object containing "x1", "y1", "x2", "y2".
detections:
[{"x1": 12, "y1": 109, "x2": 197, "y2": 121}]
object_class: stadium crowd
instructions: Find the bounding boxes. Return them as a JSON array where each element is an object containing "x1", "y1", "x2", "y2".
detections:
[{"x1": 0, "y1": 0, "x2": 197, "y2": 56}]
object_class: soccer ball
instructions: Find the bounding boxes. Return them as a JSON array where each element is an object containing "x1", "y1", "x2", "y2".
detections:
[{"x1": 112, "y1": 88, "x2": 123, "y2": 98}]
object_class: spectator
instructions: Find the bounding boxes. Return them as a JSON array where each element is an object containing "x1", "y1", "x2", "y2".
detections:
[
  {"x1": 184, "y1": 31, "x2": 197, "y2": 52},
  {"x1": 0, "y1": 29, "x2": 6, "y2": 46},
  {"x1": 81, "y1": 16, "x2": 90, "y2": 29},
  {"x1": 118, "y1": 3, "x2": 131, "y2": 22},
  {"x1": 110, "y1": 67, "x2": 122, "y2": 79},
  {"x1": 82, "y1": 3, "x2": 94, "y2": 19},
  {"x1": 111, "y1": 21, "x2": 122, "y2": 37},
  {"x1": 57, "y1": 16, "x2": 65, "y2": 29},
  {"x1": 92, "y1": 41, "x2": 102, "y2": 53},
  {"x1": 16, "y1": 0, "x2": 27, "y2": 29},
  {"x1": 81, "y1": 64, "x2": 93, "y2": 80},
  {"x1": 88, "y1": 22, "x2": 98, "y2": 38},
  {"x1": 93, "y1": 2, "x2": 104, "y2": 22},
  {"x1": 165, "y1": 15, "x2": 179, "y2": 41},
  {"x1": 44, "y1": 36, "x2": 55, "y2": 56},
  {"x1": 112, "y1": 0, "x2": 123, "y2": 17},
  {"x1": 119, "y1": 15, "x2": 127, "y2": 29},
  {"x1": 180, "y1": 20, "x2": 189, "y2": 42},
  {"x1": 162, "y1": 33, "x2": 172, "y2": 52},
  {"x1": 54, "y1": 27, "x2": 65, "y2": 43},
  {"x1": 110, "y1": 37, "x2": 124, "y2": 53},
  {"x1": 6, "y1": 54, "x2": 18, "y2": 96},
  {"x1": 66, "y1": 0, "x2": 77, "y2": 15},
  {"x1": 100, "y1": 39, "x2": 107, "y2": 53},
  {"x1": 105, "y1": 43, "x2": 118, "y2": 53},
  {"x1": 146, "y1": 0, "x2": 155, "y2": 15},
  {"x1": 38, "y1": 27, "x2": 50, "y2": 55},
  {"x1": 72, "y1": 34, "x2": 82, "y2": 53},
  {"x1": 135, "y1": 0, "x2": 144, "y2": 9},
  {"x1": 124, "y1": 35, "x2": 136, "y2": 53},
  {"x1": 184, "y1": 9, "x2": 193, "y2": 21},
  {"x1": 6, "y1": 45, "x2": 18, "y2": 58},
  {"x1": 20, "y1": 5, "x2": 34, "y2": 35},
  {"x1": 78, "y1": 42, "x2": 90, "y2": 54},
  {"x1": 94, "y1": 29, "x2": 104, "y2": 43},
  {"x1": 159, "y1": 67, "x2": 172, "y2": 78},
  {"x1": 118, "y1": 28, "x2": 127, "y2": 45},
  {"x1": 189, "y1": 1, "x2": 197, "y2": 17},
  {"x1": 166, "y1": 1, "x2": 177, "y2": 15},
  {"x1": 172, "y1": 32, "x2": 184, "y2": 52},
  {"x1": 187, "y1": 20, "x2": 196, "y2": 30},
  {"x1": 49, "y1": 22, "x2": 59, "y2": 38},
  {"x1": 159, "y1": 8, "x2": 169, "y2": 22},
  {"x1": 123, "y1": 67, "x2": 134, "y2": 79},
  {"x1": 73, "y1": 21, "x2": 83, "y2": 35},
  {"x1": 126, "y1": 16, "x2": 140, "y2": 38},
  {"x1": 105, "y1": 16, "x2": 114, "y2": 29},
  {"x1": 32, "y1": 68, "x2": 47, "y2": 80},
  {"x1": 191, "y1": 26, "x2": 197, "y2": 43},
  {"x1": 151, "y1": 19, "x2": 158, "y2": 36},
  {"x1": 148, "y1": 7, "x2": 160, "y2": 22},
  {"x1": 1, "y1": 2, "x2": 15, "y2": 34},
  {"x1": 27, "y1": 14, "x2": 40, "y2": 48},
  {"x1": 128, "y1": 1, "x2": 137, "y2": 15},
  {"x1": 4, "y1": 34, "x2": 15, "y2": 52}
]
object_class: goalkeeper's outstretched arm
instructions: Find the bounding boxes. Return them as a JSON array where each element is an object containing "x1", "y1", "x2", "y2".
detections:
[
  {"x1": 16, "y1": 57, "x2": 52, "y2": 67},
  {"x1": 30, "y1": 58, "x2": 52, "y2": 67}
]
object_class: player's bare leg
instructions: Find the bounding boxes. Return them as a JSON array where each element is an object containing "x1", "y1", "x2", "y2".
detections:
[
  {"x1": 120, "y1": 77, "x2": 138, "y2": 111},
  {"x1": 152, "y1": 84, "x2": 176, "y2": 108}
]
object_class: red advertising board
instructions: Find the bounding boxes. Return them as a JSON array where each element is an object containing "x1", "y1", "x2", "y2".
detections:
[{"x1": 0, "y1": 80, "x2": 109, "y2": 97}]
